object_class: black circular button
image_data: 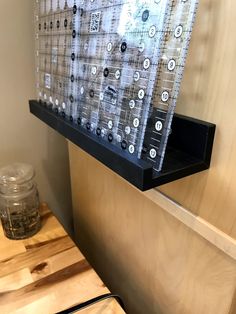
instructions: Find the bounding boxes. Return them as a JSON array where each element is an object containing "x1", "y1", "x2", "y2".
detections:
[
  {"x1": 120, "y1": 42, "x2": 127, "y2": 53},
  {"x1": 71, "y1": 74, "x2": 75, "y2": 82},
  {"x1": 96, "y1": 127, "x2": 101, "y2": 136},
  {"x1": 44, "y1": 22, "x2": 47, "y2": 30},
  {"x1": 103, "y1": 68, "x2": 109, "y2": 77},
  {"x1": 73, "y1": 5, "x2": 77, "y2": 14},
  {"x1": 108, "y1": 133, "x2": 113, "y2": 142},
  {"x1": 77, "y1": 117, "x2": 81, "y2": 125},
  {"x1": 89, "y1": 89, "x2": 94, "y2": 98},
  {"x1": 64, "y1": 19, "x2": 68, "y2": 28},
  {"x1": 142, "y1": 10, "x2": 149, "y2": 22},
  {"x1": 50, "y1": 21, "x2": 53, "y2": 29},
  {"x1": 72, "y1": 30, "x2": 76, "y2": 38},
  {"x1": 86, "y1": 122, "x2": 91, "y2": 130},
  {"x1": 71, "y1": 53, "x2": 75, "y2": 61},
  {"x1": 70, "y1": 95, "x2": 74, "y2": 103},
  {"x1": 121, "y1": 140, "x2": 127, "y2": 150},
  {"x1": 70, "y1": 115, "x2": 73, "y2": 122},
  {"x1": 57, "y1": 20, "x2": 60, "y2": 29}
]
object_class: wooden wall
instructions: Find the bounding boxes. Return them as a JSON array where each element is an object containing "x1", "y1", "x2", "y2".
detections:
[
  {"x1": 159, "y1": 0, "x2": 236, "y2": 239},
  {"x1": 69, "y1": 1, "x2": 236, "y2": 313}
]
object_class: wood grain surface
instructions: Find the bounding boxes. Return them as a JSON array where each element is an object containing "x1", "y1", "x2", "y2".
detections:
[
  {"x1": 68, "y1": 2, "x2": 236, "y2": 313},
  {"x1": 157, "y1": 0, "x2": 236, "y2": 240},
  {"x1": 144, "y1": 189, "x2": 236, "y2": 260},
  {"x1": 0, "y1": 205, "x2": 125, "y2": 314},
  {"x1": 69, "y1": 145, "x2": 236, "y2": 314}
]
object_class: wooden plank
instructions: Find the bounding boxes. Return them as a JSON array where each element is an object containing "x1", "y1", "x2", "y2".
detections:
[
  {"x1": 229, "y1": 288, "x2": 236, "y2": 314},
  {"x1": 0, "y1": 235, "x2": 26, "y2": 263},
  {"x1": 44, "y1": 246, "x2": 84, "y2": 272},
  {"x1": 144, "y1": 189, "x2": 236, "y2": 260},
  {"x1": 23, "y1": 214, "x2": 67, "y2": 248},
  {"x1": 0, "y1": 236, "x2": 74, "y2": 277},
  {"x1": 0, "y1": 259, "x2": 90, "y2": 301},
  {"x1": 157, "y1": 0, "x2": 236, "y2": 239},
  {"x1": 0, "y1": 261, "x2": 108, "y2": 314},
  {"x1": 0, "y1": 269, "x2": 33, "y2": 293},
  {"x1": 69, "y1": 143, "x2": 236, "y2": 314},
  {"x1": 0, "y1": 204, "x2": 124, "y2": 314},
  {"x1": 30, "y1": 247, "x2": 84, "y2": 281}
]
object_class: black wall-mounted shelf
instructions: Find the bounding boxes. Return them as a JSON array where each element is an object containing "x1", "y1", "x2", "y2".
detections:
[{"x1": 29, "y1": 100, "x2": 215, "y2": 191}]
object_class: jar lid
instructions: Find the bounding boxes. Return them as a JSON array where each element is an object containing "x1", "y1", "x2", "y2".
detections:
[{"x1": 0, "y1": 163, "x2": 34, "y2": 186}]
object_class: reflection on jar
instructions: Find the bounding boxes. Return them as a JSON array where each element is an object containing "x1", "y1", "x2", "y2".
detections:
[{"x1": 0, "y1": 163, "x2": 41, "y2": 240}]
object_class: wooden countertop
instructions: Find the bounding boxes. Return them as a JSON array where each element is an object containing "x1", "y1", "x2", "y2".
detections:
[{"x1": 0, "y1": 205, "x2": 125, "y2": 314}]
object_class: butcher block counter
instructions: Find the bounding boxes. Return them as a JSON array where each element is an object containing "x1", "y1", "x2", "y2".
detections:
[{"x1": 0, "y1": 204, "x2": 125, "y2": 314}]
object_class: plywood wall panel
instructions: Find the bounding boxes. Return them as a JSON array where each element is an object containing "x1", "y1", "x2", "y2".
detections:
[
  {"x1": 158, "y1": 0, "x2": 236, "y2": 239},
  {"x1": 68, "y1": 0, "x2": 236, "y2": 312},
  {"x1": 69, "y1": 145, "x2": 236, "y2": 314}
]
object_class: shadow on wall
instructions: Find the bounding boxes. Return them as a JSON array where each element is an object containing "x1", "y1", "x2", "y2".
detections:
[
  {"x1": 0, "y1": 0, "x2": 74, "y2": 238},
  {"x1": 0, "y1": 123, "x2": 74, "y2": 238},
  {"x1": 42, "y1": 127, "x2": 74, "y2": 238}
]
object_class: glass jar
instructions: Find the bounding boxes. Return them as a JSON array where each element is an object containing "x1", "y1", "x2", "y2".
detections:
[{"x1": 0, "y1": 163, "x2": 41, "y2": 239}]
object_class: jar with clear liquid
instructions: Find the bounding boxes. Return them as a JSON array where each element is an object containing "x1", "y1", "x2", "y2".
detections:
[{"x1": 0, "y1": 163, "x2": 41, "y2": 239}]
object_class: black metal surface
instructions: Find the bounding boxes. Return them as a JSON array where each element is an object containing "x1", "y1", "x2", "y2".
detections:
[
  {"x1": 55, "y1": 293, "x2": 125, "y2": 313},
  {"x1": 29, "y1": 100, "x2": 215, "y2": 191}
]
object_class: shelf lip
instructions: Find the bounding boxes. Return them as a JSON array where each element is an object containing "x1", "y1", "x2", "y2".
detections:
[
  {"x1": 29, "y1": 100, "x2": 153, "y2": 190},
  {"x1": 29, "y1": 100, "x2": 216, "y2": 191}
]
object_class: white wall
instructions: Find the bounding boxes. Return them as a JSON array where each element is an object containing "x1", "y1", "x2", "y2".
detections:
[{"x1": 0, "y1": 0, "x2": 73, "y2": 236}]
